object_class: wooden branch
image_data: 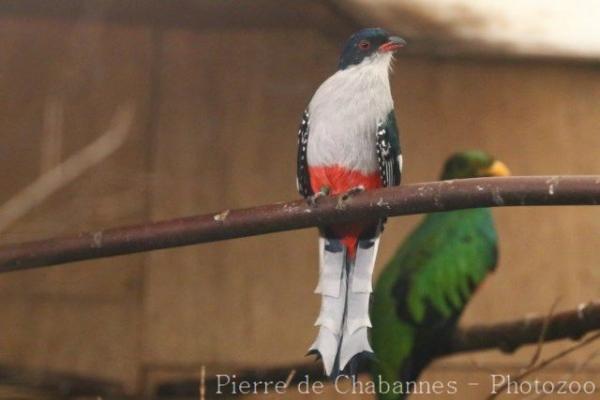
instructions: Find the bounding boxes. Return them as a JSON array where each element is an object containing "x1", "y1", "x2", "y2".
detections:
[
  {"x1": 156, "y1": 301, "x2": 600, "y2": 396},
  {"x1": 0, "y1": 175, "x2": 599, "y2": 273},
  {"x1": 444, "y1": 301, "x2": 600, "y2": 356}
]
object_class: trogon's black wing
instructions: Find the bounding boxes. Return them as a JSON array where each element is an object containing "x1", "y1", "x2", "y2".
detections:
[
  {"x1": 376, "y1": 110, "x2": 402, "y2": 187},
  {"x1": 296, "y1": 110, "x2": 313, "y2": 197}
]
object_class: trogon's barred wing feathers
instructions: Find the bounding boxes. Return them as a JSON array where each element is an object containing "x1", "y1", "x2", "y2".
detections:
[
  {"x1": 296, "y1": 110, "x2": 313, "y2": 197},
  {"x1": 376, "y1": 111, "x2": 402, "y2": 187}
]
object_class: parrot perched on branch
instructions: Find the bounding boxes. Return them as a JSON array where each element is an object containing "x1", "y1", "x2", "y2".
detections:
[
  {"x1": 371, "y1": 150, "x2": 510, "y2": 399},
  {"x1": 296, "y1": 28, "x2": 406, "y2": 376}
]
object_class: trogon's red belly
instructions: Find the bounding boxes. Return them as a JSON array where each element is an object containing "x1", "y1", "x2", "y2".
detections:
[{"x1": 309, "y1": 165, "x2": 383, "y2": 257}]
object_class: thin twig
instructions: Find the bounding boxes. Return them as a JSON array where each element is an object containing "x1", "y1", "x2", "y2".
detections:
[
  {"x1": 486, "y1": 331, "x2": 600, "y2": 399},
  {"x1": 284, "y1": 370, "x2": 296, "y2": 390},
  {"x1": 521, "y1": 350, "x2": 599, "y2": 400},
  {"x1": 0, "y1": 103, "x2": 135, "y2": 234},
  {"x1": 199, "y1": 365, "x2": 205, "y2": 400},
  {"x1": 526, "y1": 298, "x2": 561, "y2": 369}
]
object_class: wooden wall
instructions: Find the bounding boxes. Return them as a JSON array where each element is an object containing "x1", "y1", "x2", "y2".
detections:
[{"x1": 0, "y1": 1, "x2": 598, "y2": 397}]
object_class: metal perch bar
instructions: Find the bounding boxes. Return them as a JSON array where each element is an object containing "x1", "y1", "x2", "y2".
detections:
[{"x1": 0, "y1": 175, "x2": 599, "y2": 273}]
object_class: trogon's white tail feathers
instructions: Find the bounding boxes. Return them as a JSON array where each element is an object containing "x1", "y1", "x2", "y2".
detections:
[
  {"x1": 314, "y1": 237, "x2": 345, "y2": 297},
  {"x1": 352, "y1": 238, "x2": 380, "y2": 293},
  {"x1": 309, "y1": 238, "x2": 347, "y2": 376},
  {"x1": 338, "y1": 326, "x2": 373, "y2": 371},
  {"x1": 310, "y1": 237, "x2": 380, "y2": 376},
  {"x1": 338, "y1": 238, "x2": 379, "y2": 371},
  {"x1": 309, "y1": 284, "x2": 346, "y2": 375},
  {"x1": 338, "y1": 291, "x2": 373, "y2": 370}
]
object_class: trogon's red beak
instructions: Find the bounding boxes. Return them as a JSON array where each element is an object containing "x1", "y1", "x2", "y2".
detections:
[{"x1": 378, "y1": 36, "x2": 406, "y2": 52}]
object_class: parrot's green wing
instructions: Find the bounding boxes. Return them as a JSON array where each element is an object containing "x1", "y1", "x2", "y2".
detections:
[{"x1": 371, "y1": 208, "x2": 497, "y2": 399}]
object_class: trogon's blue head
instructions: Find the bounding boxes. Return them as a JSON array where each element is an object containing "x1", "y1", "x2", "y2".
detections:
[{"x1": 338, "y1": 28, "x2": 406, "y2": 70}]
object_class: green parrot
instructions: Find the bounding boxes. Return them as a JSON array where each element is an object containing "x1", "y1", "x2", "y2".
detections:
[{"x1": 370, "y1": 150, "x2": 510, "y2": 399}]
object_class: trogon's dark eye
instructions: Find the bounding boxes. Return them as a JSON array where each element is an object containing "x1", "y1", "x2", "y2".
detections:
[{"x1": 358, "y1": 40, "x2": 370, "y2": 50}]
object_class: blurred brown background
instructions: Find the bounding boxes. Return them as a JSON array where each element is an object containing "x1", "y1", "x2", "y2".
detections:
[{"x1": 0, "y1": 1, "x2": 599, "y2": 398}]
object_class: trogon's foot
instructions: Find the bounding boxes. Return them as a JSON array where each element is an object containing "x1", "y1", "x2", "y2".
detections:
[
  {"x1": 307, "y1": 187, "x2": 330, "y2": 207},
  {"x1": 336, "y1": 185, "x2": 365, "y2": 210}
]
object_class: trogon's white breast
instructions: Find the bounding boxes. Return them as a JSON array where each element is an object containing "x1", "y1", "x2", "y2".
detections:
[{"x1": 306, "y1": 65, "x2": 394, "y2": 174}]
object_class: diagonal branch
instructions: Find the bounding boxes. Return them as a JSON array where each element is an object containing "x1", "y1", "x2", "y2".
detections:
[
  {"x1": 0, "y1": 175, "x2": 599, "y2": 272},
  {"x1": 0, "y1": 103, "x2": 135, "y2": 234}
]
